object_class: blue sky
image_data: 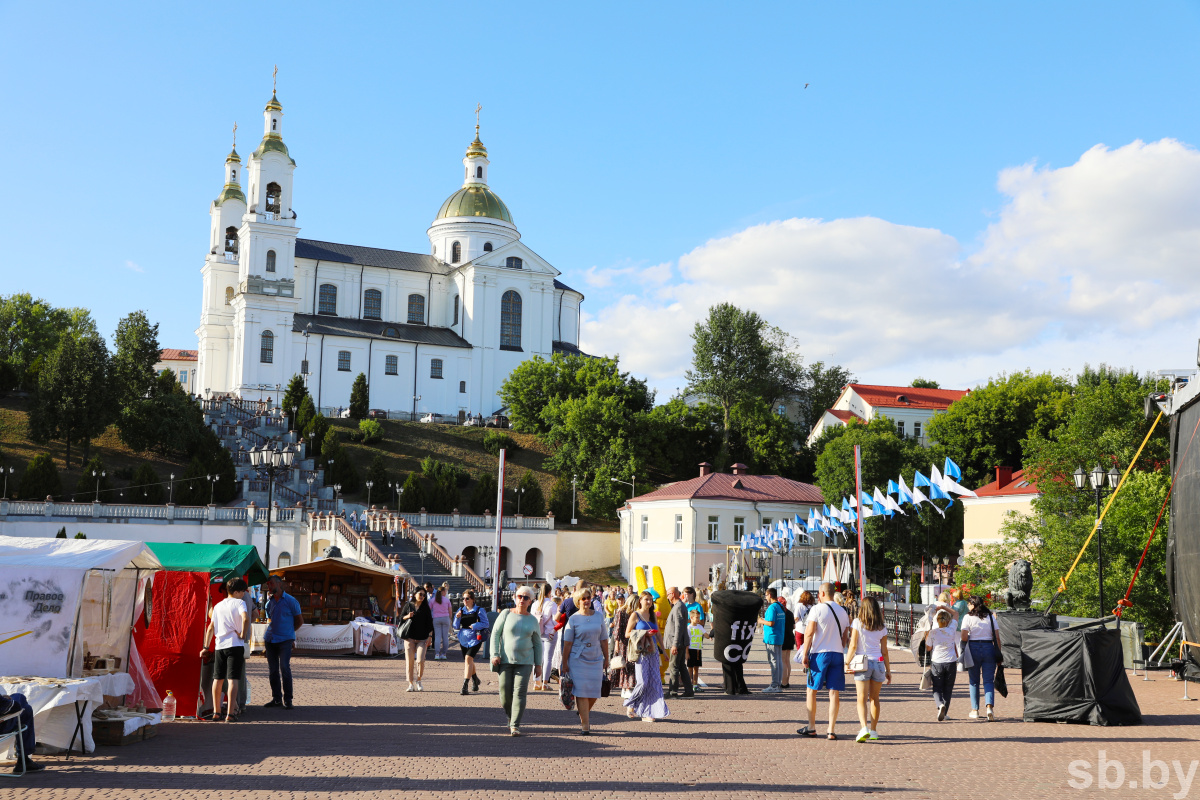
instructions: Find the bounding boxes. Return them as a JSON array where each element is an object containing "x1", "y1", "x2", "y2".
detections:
[{"x1": 2, "y1": 2, "x2": 1199, "y2": 396}]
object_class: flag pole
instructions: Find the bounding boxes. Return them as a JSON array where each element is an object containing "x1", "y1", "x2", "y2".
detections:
[
  {"x1": 492, "y1": 448, "x2": 506, "y2": 612},
  {"x1": 854, "y1": 444, "x2": 866, "y2": 601}
]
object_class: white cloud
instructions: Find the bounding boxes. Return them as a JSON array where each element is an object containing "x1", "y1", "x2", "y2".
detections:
[
  {"x1": 581, "y1": 138, "x2": 1200, "y2": 394},
  {"x1": 124, "y1": 260, "x2": 144, "y2": 273},
  {"x1": 584, "y1": 260, "x2": 673, "y2": 289}
]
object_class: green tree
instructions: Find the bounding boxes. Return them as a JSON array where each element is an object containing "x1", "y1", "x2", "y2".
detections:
[
  {"x1": 321, "y1": 428, "x2": 361, "y2": 494},
  {"x1": 129, "y1": 462, "x2": 165, "y2": 504},
  {"x1": 366, "y1": 453, "x2": 390, "y2": 504},
  {"x1": 802, "y1": 361, "x2": 854, "y2": 432},
  {"x1": 685, "y1": 303, "x2": 804, "y2": 467},
  {"x1": 814, "y1": 417, "x2": 961, "y2": 569},
  {"x1": 281, "y1": 374, "x2": 309, "y2": 426},
  {"x1": 305, "y1": 413, "x2": 330, "y2": 460},
  {"x1": 111, "y1": 311, "x2": 161, "y2": 410},
  {"x1": 910, "y1": 377, "x2": 941, "y2": 389},
  {"x1": 174, "y1": 457, "x2": 210, "y2": 505},
  {"x1": 516, "y1": 470, "x2": 545, "y2": 517},
  {"x1": 501, "y1": 353, "x2": 653, "y2": 436},
  {"x1": 29, "y1": 331, "x2": 111, "y2": 464},
  {"x1": 349, "y1": 373, "x2": 369, "y2": 420},
  {"x1": 925, "y1": 371, "x2": 1071, "y2": 488},
  {"x1": 399, "y1": 471, "x2": 425, "y2": 512},
  {"x1": 644, "y1": 398, "x2": 723, "y2": 482},
  {"x1": 0, "y1": 294, "x2": 95, "y2": 390},
  {"x1": 19, "y1": 453, "x2": 62, "y2": 500},
  {"x1": 74, "y1": 532, "x2": 87, "y2": 539},
  {"x1": 0, "y1": 360, "x2": 19, "y2": 395},
  {"x1": 296, "y1": 394, "x2": 317, "y2": 436},
  {"x1": 118, "y1": 388, "x2": 207, "y2": 457},
  {"x1": 547, "y1": 474, "x2": 573, "y2": 522},
  {"x1": 73, "y1": 455, "x2": 113, "y2": 502},
  {"x1": 726, "y1": 398, "x2": 802, "y2": 478},
  {"x1": 470, "y1": 471, "x2": 497, "y2": 514},
  {"x1": 55, "y1": 527, "x2": 67, "y2": 538}
]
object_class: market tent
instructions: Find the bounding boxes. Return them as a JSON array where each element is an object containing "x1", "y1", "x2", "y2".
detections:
[
  {"x1": 1020, "y1": 627, "x2": 1142, "y2": 726},
  {"x1": 0, "y1": 537, "x2": 160, "y2": 679},
  {"x1": 133, "y1": 543, "x2": 268, "y2": 718},
  {"x1": 268, "y1": 557, "x2": 400, "y2": 655}
]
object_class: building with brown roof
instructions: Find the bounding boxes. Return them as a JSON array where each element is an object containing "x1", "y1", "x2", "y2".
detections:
[
  {"x1": 617, "y1": 462, "x2": 824, "y2": 588},
  {"x1": 805, "y1": 383, "x2": 969, "y2": 448},
  {"x1": 960, "y1": 466, "x2": 1041, "y2": 556},
  {"x1": 153, "y1": 348, "x2": 199, "y2": 391}
]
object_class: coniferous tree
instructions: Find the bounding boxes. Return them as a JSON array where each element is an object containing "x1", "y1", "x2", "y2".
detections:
[
  {"x1": 349, "y1": 373, "x2": 369, "y2": 420},
  {"x1": 281, "y1": 374, "x2": 309, "y2": 429},
  {"x1": 516, "y1": 470, "x2": 545, "y2": 517},
  {"x1": 111, "y1": 311, "x2": 161, "y2": 409},
  {"x1": 129, "y1": 462, "x2": 165, "y2": 505},
  {"x1": 470, "y1": 471, "x2": 497, "y2": 515},
  {"x1": 399, "y1": 471, "x2": 425, "y2": 512},
  {"x1": 19, "y1": 453, "x2": 62, "y2": 500},
  {"x1": 296, "y1": 394, "x2": 316, "y2": 436}
]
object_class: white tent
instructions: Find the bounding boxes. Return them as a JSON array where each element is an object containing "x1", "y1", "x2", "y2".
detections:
[{"x1": 0, "y1": 537, "x2": 161, "y2": 678}]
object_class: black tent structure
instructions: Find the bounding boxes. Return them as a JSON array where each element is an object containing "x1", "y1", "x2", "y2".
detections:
[
  {"x1": 1167, "y1": 390, "x2": 1200, "y2": 682},
  {"x1": 1020, "y1": 626, "x2": 1142, "y2": 726}
]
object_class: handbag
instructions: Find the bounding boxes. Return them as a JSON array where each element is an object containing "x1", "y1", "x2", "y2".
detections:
[
  {"x1": 959, "y1": 635, "x2": 975, "y2": 669},
  {"x1": 989, "y1": 612, "x2": 1005, "y2": 666},
  {"x1": 397, "y1": 618, "x2": 413, "y2": 640},
  {"x1": 848, "y1": 654, "x2": 867, "y2": 672},
  {"x1": 609, "y1": 652, "x2": 626, "y2": 671},
  {"x1": 559, "y1": 674, "x2": 576, "y2": 711},
  {"x1": 600, "y1": 676, "x2": 612, "y2": 698},
  {"x1": 918, "y1": 645, "x2": 934, "y2": 691}
]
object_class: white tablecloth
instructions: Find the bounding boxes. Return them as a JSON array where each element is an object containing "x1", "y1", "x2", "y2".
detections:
[
  {"x1": 250, "y1": 622, "x2": 396, "y2": 655},
  {"x1": 0, "y1": 672, "x2": 133, "y2": 755}
]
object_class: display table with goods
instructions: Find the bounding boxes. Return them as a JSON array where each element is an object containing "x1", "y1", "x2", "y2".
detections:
[
  {"x1": 258, "y1": 557, "x2": 401, "y2": 655},
  {"x1": 0, "y1": 672, "x2": 136, "y2": 756}
]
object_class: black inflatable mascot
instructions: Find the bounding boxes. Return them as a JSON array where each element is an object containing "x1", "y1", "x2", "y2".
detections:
[{"x1": 711, "y1": 589, "x2": 763, "y2": 695}]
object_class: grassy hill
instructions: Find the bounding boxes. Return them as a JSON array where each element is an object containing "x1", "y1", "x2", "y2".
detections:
[{"x1": 0, "y1": 394, "x2": 190, "y2": 501}]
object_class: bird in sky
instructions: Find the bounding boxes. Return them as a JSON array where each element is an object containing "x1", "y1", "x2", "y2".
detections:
[{"x1": 804, "y1": 83, "x2": 810, "y2": 88}]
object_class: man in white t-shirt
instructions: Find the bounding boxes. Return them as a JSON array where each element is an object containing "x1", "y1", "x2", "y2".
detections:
[
  {"x1": 201, "y1": 578, "x2": 250, "y2": 722},
  {"x1": 797, "y1": 582, "x2": 849, "y2": 739}
]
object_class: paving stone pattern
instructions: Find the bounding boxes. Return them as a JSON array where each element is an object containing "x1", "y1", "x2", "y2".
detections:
[{"x1": 14, "y1": 644, "x2": 1200, "y2": 800}]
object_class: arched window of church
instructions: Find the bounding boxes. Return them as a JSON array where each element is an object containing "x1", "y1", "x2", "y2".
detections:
[
  {"x1": 506, "y1": 257, "x2": 523, "y2": 270},
  {"x1": 224, "y1": 286, "x2": 234, "y2": 305},
  {"x1": 476, "y1": 166, "x2": 483, "y2": 179},
  {"x1": 319, "y1": 284, "x2": 338, "y2": 315},
  {"x1": 260, "y1": 330, "x2": 274, "y2": 363},
  {"x1": 407, "y1": 294, "x2": 425, "y2": 324},
  {"x1": 483, "y1": 242, "x2": 493, "y2": 252},
  {"x1": 265, "y1": 250, "x2": 276, "y2": 273},
  {"x1": 230, "y1": 168, "x2": 237, "y2": 183},
  {"x1": 224, "y1": 227, "x2": 238, "y2": 253},
  {"x1": 430, "y1": 359, "x2": 443, "y2": 379},
  {"x1": 451, "y1": 241, "x2": 462, "y2": 264},
  {"x1": 363, "y1": 289, "x2": 382, "y2": 320},
  {"x1": 272, "y1": 118, "x2": 278, "y2": 132},
  {"x1": 266, "y1": 182, "x2": 281, "y2": 213},
  {"x1": 453, "y1": 295, "x2": 459, "y2": 325},
  {"x1": 500, "y1": 290, "x2": 522, "y2": 351}
]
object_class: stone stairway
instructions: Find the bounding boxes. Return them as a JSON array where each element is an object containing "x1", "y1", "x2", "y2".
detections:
[{"x1": 370, "y1": 531, "x2": 477, "y2": 597}]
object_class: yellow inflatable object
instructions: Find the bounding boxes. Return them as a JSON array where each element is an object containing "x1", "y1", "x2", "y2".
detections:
[
  {"x1": 635, "y1": 566, "x2": 649, "y2": 594},
  {"x1": 651, "y1": 566, "x2": 671, "y2": 677}
]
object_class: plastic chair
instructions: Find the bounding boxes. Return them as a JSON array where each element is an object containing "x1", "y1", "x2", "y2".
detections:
[{"x1": 0, "y1": 709, "x2": 26, "y2": 777}]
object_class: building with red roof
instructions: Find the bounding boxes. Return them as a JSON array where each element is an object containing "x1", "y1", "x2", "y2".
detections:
[
  {"x1": 153, "y1": 348, "x2": 199, "y2": 391},
  {"x1": 617, "y1": 462, "x2": 824, "y2": 588},
  {"x1": 961, "y1": 466, "x2": 1041, "y2": 555},
  {"x1": 806, "y1": 383, "x2": 969, "y2": 448}
]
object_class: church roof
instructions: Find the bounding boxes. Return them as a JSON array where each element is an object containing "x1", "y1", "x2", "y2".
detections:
[
  {"x1": 435, "y1": 185, "x2": 514, "y2": 224},
  {"x1": 553, "y1": 278, "x2": 584, "y2": 299},
  {"x1": 552, "y1": 341, "x2": 594, "y2": 358},
  {"x1": 292, "y1": 313, "x2": 471, "y2": 349},
  {"x1": 295, "y1": 239, "x2": 449, "y2": 274}
]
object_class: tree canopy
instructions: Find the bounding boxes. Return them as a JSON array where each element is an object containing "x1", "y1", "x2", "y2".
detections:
[
  {"x1": 111, "y1": 311, "x2": 161, "y2": 410},
  {"x1": 29, "y1": 329, "x2": 112, "y2": 465}
]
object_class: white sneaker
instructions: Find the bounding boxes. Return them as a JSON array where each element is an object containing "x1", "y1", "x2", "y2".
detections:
[
  {"x1": 968, "y1": 709, "x2": 979, "y2": 719},
  {"x1": 415, "y1": 681, "x2": 424, "y2": 691},
  {"x1": 696, "y1": 680, "x2": 710, "y2": 688},
  {"x1": 761, "y1": 686, "x2": 781, "y2": 694},
  {"x1": 405, "y1": 684, "x2": 415, "y2": 692},
  {"x1": 855, "y1": 727, "x2": 870, "y2": 743},
  {"x1": 937, "y1": 703, "x2": 946, "y2": 721}
]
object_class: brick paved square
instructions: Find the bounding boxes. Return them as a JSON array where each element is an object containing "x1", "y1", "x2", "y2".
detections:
[{"x1": 11, "y1": 647, "x2": 1200, "y2": 800}]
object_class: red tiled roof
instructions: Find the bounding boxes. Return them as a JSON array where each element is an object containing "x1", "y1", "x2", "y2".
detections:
[
  {"x1": 630, "y1": 472, "x2": 824, "y2": 505},
  {"x1": 827, "y1": 409, "x2": 864, "y2": 423},
  {"x1": 973, "y1": 468, "x2": 1040, "y2": 498},
  {"x1": 850, "y1": 383, "x2": 968, "y2": 411},
  {"x1": 159, "y1": 349, "x2": 198, "y2": 361}
]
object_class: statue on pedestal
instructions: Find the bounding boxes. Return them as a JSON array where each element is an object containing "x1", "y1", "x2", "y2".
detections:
[{"x1": 1003, "y1": 559, "x2": 1033, "y2": 610}]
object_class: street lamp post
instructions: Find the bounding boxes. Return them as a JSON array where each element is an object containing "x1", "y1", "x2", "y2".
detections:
[
  {"x1": 301, "y1": 323, "x2": 312, "y2": 388},
  {"x1": 517, "y1": 487, "x2": 524, "y2": 515},
  {"x1": 418, "y1": 535, "x2": 430, "y2": 587},
  {"x1": 168, "y1": 473, "x2": 176, "y2": 504},
  {"x1": 248, "y1": 444, "x2": 296, "y2": 569},
  {"x1": 366, "y1": 480, "x2": 374, "y2": 508},
  {"x1": 610, "y1": 476, "x2": 635, "y2": 499},
  {"x1": 571, "y1": 473, "x2": 578, "y2": 525},
  {"x1": 1073, "y1": 464, "x2": 1121, "y2": 619},
  {"x1": 306, "y1": 475, "x2": 316, "y2": 506},
  {"x1": 207, "y1": 473, "x2": 220, "y2": 505},
  {"x1": 478, "y1": 544, "x2": 495, "y2": 595},
  {"x1": 3, "y1": 466, "x2": 13, "y2": 499},
  {"x1": 93, "y1": 469, "x2": 105, "y2": 502}
]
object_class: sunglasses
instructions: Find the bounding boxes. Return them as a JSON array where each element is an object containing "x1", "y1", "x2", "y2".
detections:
[{"x1": 516, "y1": 594, "x2": 533, "y2": 601}]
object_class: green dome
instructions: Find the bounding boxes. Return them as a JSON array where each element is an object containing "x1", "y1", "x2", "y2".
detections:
[{"x1": 435, "y1": 185, "x2": 514, "y2": 224}]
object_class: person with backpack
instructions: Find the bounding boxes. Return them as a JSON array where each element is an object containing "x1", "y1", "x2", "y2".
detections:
[
  {"x1": 796, "y1": 582, "x2": 850, "y2": 740},
  {"x1": 454, "y1": 590, "x2": 490, "y2": 695},
  {"x1": 960, "y1": 595, "x2": 1002, "y2": 720}
]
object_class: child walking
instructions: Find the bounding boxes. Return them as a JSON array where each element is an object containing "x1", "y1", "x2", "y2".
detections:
[{"x1": 686, "y1": 608, "x2": 712, "y2": 690}]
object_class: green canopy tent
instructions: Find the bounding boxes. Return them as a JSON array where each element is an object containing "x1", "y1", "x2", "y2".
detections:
[{"x1": 133, "y1": 543, "x2": 268, "y2": 717}]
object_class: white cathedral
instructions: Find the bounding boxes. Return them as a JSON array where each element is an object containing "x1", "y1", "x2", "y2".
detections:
[{"x1": 195, "y1": 91, "x2": 586, "y2": 418}]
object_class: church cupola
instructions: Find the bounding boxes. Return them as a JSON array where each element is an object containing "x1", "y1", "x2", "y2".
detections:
[
  {"x1": 215, "y1": 125, "x2": 246, "y2": 206},
  {"x1": 247, "y1": 68, "x2": 297, "y2": 224},
  {"x1": 464, "y1": 124, "x2": 489, "y2": 186}
]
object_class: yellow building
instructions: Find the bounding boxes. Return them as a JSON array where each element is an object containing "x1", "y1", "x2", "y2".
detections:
[{"x1": 961, "y1": 467, "x2": 1040, "y2": 557}]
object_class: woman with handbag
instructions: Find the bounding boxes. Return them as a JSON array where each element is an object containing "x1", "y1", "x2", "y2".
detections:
[
  {"x1": 454, "y1": 590, "x2": 490, "y2": 695},
  {"x1": 560, "y1": 586, "x2": 610, "y2": 734},
  {"x1": 489, "y1": 586, "x2": 543, "y2": 736},
  {"x1": 923, "y1": 608, "x2": 960, "y2": 720},
  {"x1": 533, "y1": 584, "x2": 558, "y2": 691},
  {"x1": 845, "y1": 596, "x2": 891, "y2": 742},
  {"x1": 960, "y1": 595, "x2": 1001, "y2": 720},
  {"x1": 610, "y1": 593, "x2": 638, "y2": 700},
  {"x1": 399, "y1": 589, "x2": 434, "y2": 692},
  {"x1": 623, "y1": 591, "x2": 670, "y2": 723}
]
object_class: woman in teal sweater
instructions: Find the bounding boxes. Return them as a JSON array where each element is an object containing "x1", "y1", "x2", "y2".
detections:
[{"x1": 489, "y1": 586, "x2": 544, "y2": 736}]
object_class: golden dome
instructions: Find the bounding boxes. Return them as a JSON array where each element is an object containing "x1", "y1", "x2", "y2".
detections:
[
  {"x1": 466, "y1": 126, "x2": 487, "y2": 158},
  {"x1": 435, "y1": 185, "x2": 513, "y2": 224}
]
